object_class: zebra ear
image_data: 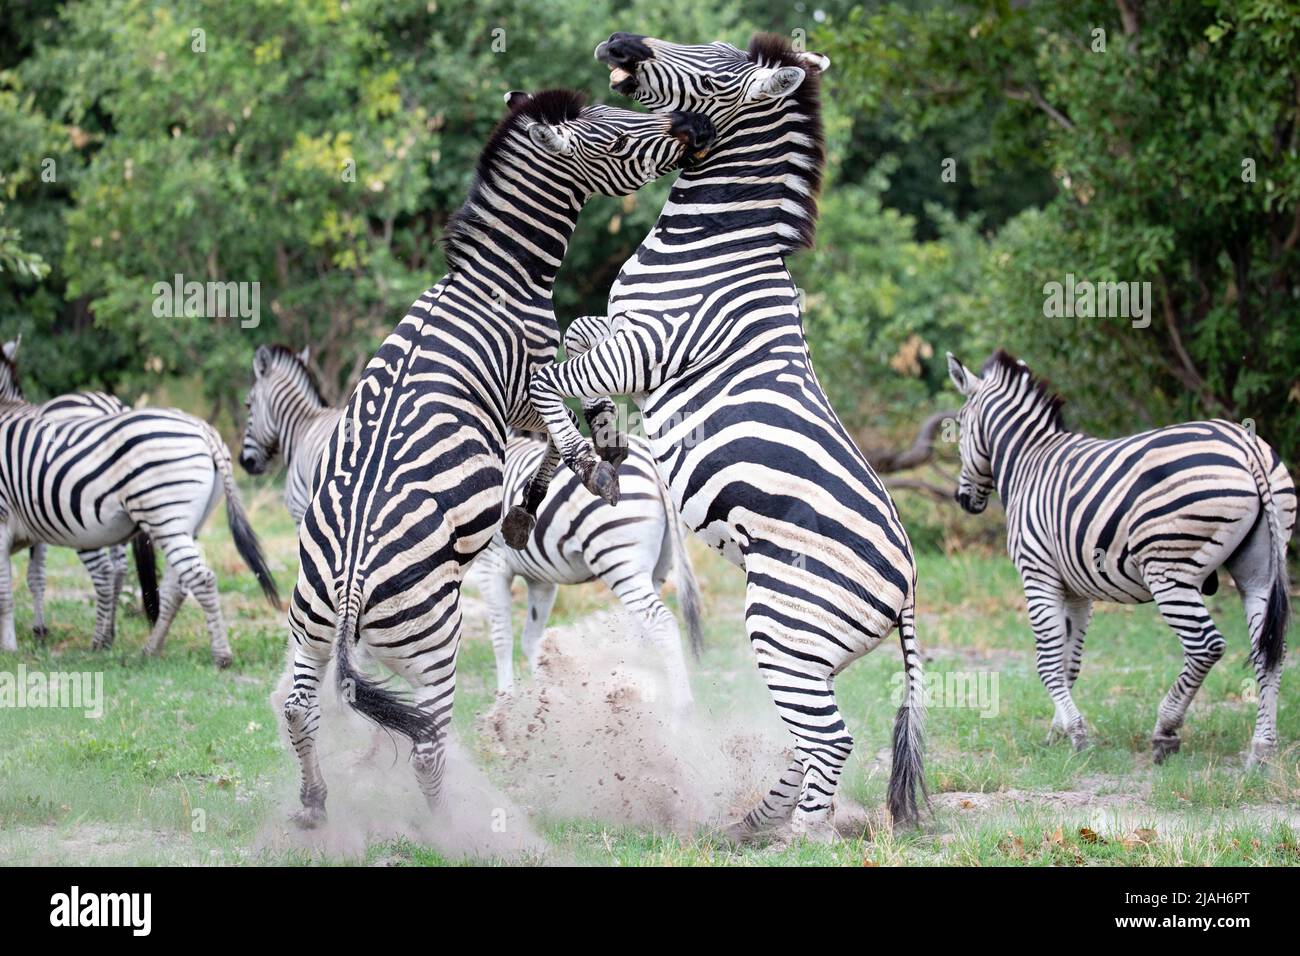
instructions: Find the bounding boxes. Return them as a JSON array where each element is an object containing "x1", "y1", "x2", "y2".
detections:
[
  {"x1": 253, "y1": 344, "x2": 274, "y2": 378},
  {"x1": 504, "y1": 90, "x2": 531, "y2": 109},
  {"x1": 750, "y1": 66, "x2": 806, "y2": 101},
  {"x1": 946, "y1": 352, "x2": 979, "y2": 396},
  {"x1": 528, "y1": 123, "x2": 574, "y2": 157},
  {"x1": 797, "y1": 51, "x2": 830, "y2": 73},
  {"x1": 2, "y1": 337, "x2": 18, "y2": 362},
  {"x1": 298, "y1": 346, "x2": 311, "y2": 366}
]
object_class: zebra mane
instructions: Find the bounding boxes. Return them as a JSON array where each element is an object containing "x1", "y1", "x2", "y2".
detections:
[
  {"x1": 745, "y1": 33, "x2": 826, "y2": 252},
  {"x1": 260, "y1": 344, "x2": 327, "y2": 406},
  {"x1": 0, "y1": 350, "x2": 23, "y2": 402},
  {"x1": 441, "y1": 89, "x2": 588, "y2": 272},
  {"x1": 981, "y1": 349, "x2": 1066, "y2": 429}
]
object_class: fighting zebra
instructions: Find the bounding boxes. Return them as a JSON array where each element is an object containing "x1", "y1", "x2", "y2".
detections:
[
  {"x1": 946, "y1": 350, "x2": 1295, "y2": 766},
  {"x1": 281, "y1": 90, "x2": 714, "y2": 826},
  {"x1": 240, "y1": 344, "x2": 703, "y2": 708},
  {"x1": 514, "y1": 34, "x2": 927, "y2": 838},
  {"x1": 0, "y1": 350, "x2": 279, "y2": 663},
  {"x1": 468, "y1": 431, "x2": 702, "y2": 709},
  {"x1": 0, "y1": 340, "x2": 158, "y2": 647}
]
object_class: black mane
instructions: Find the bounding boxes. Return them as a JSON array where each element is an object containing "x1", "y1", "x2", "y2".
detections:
[
  {"x1": 982, "y1": 348, "x2": 1066, "y2": 429},
  {"x1": 746, "y1": 32, "x2": 826, "y2": 252},
  {"x1": 442, "y1": 89, "x2": 588, "y2": 271},
  {"x1": 263, "y1": 343, "x2": 327, "y2": 406}
]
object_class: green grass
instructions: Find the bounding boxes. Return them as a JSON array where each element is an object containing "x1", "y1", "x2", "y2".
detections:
[{"x1": 0, "y1": 480, "x2": 1296, "y2": 865}]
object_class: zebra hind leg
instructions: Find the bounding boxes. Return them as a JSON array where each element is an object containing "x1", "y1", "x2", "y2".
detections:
[
  {"x1": 1147, "y1": 579, "x2": 1227, "y2": 763},
  {"x1": 283, "y1": 635, "x2": 331, "y2": 828},
  {"x1": 27, "y1": 543, "x2": 47, "y2": 641},
  {"x1": 78, "y1": 548, "x2": 119, "y2": 650},
  {"x1": 502, "y1": 439, "x2": 559, "y2": 550},
  {"x1": 0, "y1": 533, "x2": 16, "y2": 652},
  {"x1": 1226, "y1": 519, "x2": 1287, "y2": 768}
]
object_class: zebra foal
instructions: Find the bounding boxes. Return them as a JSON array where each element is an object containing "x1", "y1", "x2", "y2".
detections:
[{"x1": 947, "y1": 350, "x2": 1295, "y2": 765}]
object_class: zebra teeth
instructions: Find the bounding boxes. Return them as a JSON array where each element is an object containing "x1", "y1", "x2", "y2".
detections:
[{"x1": 609, "y1": 67, "x2": 631, "y2": 85}]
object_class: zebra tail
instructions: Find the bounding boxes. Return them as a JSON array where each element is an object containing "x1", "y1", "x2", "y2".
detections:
[
  {"x1": 656, "y1": 466, "x2": 704, "y2": 658},
  {"x1": 888, "y1": 599, "x2": 929, "y2": 828},
  {"x1": 333, "y1": 586, "x2": 430, "y2": 742},
  {"x1": 208, "y1": 430, "x2": 282, "y2": 610},
  {"x1": 1244, "y1": 435, "x2": 1290, "y2": 672},
  {"x1": 131, "y1": 531, "x2": 159, "y2": 625}
]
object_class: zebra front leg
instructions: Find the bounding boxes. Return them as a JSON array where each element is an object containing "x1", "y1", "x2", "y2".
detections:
[
  {"x1": 1048, "y1": 596, "x2": 1094, "y2": 742},
  {"x1": 1023, "y1": 582, "x2": 1089, "y2": 750},
  {"x1": 1147, "y1": 578, "x2": 1227, "y2": 763},
  {"x1": 608, "y1": 570, "x2": 693, "y2": 714},
  {"x1": 529, "y1": 329, "x2": 654, "y2": 507},
  {"x1": 78, "y1": 548, "x2": 119, "y2": 650},
  {"x1": 479, "y1": 558, "x2": 518, "y2": 695},
  {"x1": 283, "y1": 633, "x2": 331, "y2": 828},
  {"x1": 27, "y1": 543, "x2": 47, "y2": 641},
  {"x1": 502, "y1": 438, "x2": 559, "y2": 550}
]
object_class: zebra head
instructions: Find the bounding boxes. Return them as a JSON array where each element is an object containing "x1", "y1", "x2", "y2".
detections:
[
  {"x1": 500, "y1": 90, "x2": 715, "y2": 197},
  {"x1": 240, "y1": 344, "x2": 314, "y2": 475},
  {"x1": 0, "y1": 338, "x2": 24, "y2": 403},
  {"x1": 595, "y1": 32, "x2": 830, "y2": 126},
  {"x1": 946, "y1": 353, "x2": 994, "y2": 514}
]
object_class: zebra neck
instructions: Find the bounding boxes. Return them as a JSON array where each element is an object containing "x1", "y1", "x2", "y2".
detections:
[
  {"x1": 989, "y1": 419, "x2": 1070, "y2": 506},
  {"x1": 280, "y1": 400, "x2": 337, "y2": 471},
  {"x1": 444, "y1": 165, "x2": 584, "y2": 300},
  {"x1": 658, "y1": 107, "x2": 821, "y2": 257}
]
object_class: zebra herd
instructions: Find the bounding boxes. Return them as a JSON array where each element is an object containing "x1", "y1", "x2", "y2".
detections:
[{"x1": 2, "y1": 31, "x2": 1292, "y2": 844}]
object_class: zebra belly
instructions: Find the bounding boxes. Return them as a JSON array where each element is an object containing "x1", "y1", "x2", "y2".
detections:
[{"x1": 11, "y1": 507, "x2": 136, "y2": 551}]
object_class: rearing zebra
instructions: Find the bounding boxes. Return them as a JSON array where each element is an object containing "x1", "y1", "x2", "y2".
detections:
[
  {"x1": 280, "y1": 90, "x2": 714, "y2": 827},
  {"x1": 946, "y1": 350, "x2": 1295, "y2": 766},
  {"x1": 514, "y1": 34, "x2": 927, "y2": 838},
  {"x1": 240, "y1": 345, "x2": 702, "y2": 708}
]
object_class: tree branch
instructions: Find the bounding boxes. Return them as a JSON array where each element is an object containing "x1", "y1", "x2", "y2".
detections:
[
  {"x1": 860, "y1": 410, "x2": 959, "y2": 473},
  {"x1": 1004, "y1": 85, "x2": 1075, "y2": 131}
]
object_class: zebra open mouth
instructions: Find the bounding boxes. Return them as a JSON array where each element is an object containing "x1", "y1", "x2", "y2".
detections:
[{"x1": 606, "y1": 64, "x2": 639, "y2": 96}]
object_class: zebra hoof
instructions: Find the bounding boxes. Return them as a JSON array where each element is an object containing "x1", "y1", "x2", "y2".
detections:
[
  {"x1": 212, "y1": 650, "x2": 234, "y2": 669},
  {"x1": 1152, "y1": 734, "x2": 1181, "y2": 764},
  {"x1": 291, "y1": 805, "x2": 327, "y2": 830},
  {"x1": 587, "y1": 460, "x2": 621, "y2": 505},
  {"x1": 1245, "y1": 740, "x2": 1276, "y2": 770},
  {"x1": 719, "y1": 819, "x2": 763, "y2": 846},
  {"x1": 32, "y1": 625, "x2": 47, "y2": 642},
  {"x1": 501, "y1": 506, "x2": 535, "y2": 549}
]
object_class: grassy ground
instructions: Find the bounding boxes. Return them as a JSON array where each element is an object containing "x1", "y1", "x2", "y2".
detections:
[{"x1": 0, "y1": 480, "x2": 1297, "y2": 866}]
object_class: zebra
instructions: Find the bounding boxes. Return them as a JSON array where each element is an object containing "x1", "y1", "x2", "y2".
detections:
[
  {"x1": 239, "y1": 344, "x2": 340, "y2": 524},
  {"x1": 467, "y1": 431, "x2": 703, "y2": 710},
  {"x1": 946, "y1": 349, "x2": 1295, "y2": 766},
  {"x1": 280, "y1": 89, "x2": 715, "y2": 828},
  {"x1": 512, "y1": 34, "x2": 927, "y2": 839},
  {"x1": 0, "y1": 339, "x2": 158, "y2": 648},
  {"x1": 0, "y1": 349, "x2": 279, "y2": 663},
  {"x1": 239, "y1": 345, "x2": 703, "y2": 708}
]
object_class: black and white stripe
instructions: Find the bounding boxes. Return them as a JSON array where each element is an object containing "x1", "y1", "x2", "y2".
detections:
[
  {"x1": 516, "y1": 34, "x2": 927, "y2": 838},
  {"x1": 279, "y1": 90, "x2": 713, "y2": 827},
  {"x1": 947, "y1": 350, "x2": 1295, "y2": 765},
  {"x1": 0, "y1": 350, "x2": 279, "y2": 663},
  {"x1": 468, "y1": 432, "x2": 702, "y2": 710}
]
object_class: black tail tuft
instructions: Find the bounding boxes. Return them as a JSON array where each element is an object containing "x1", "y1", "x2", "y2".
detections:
[
  {"x1": 132, "y1": 531, "x2": 159, "y2": 625},
  {"x1": 335, "y1": 629, "x2": 432, "y2": 742},
  {"x1": 226, "y1": 497, "x2": 281, "y2": 610},
  {"x1": 888, "y1": 703, "x2": 928, "y2": 827},
  {"x1": 1260, "y1": 570, "x2": 1290, "y2": 672}
]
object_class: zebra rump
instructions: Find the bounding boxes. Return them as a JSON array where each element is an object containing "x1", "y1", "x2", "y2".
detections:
[{"x1": 332, "y1": 595, "x2": 430, "y2": 743}]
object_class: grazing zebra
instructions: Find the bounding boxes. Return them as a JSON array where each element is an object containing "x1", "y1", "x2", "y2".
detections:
[
  {"x1": 514, "y1": 34, "x2": 927, "y2": 839},
  {"x1": 468, "y1": 432, "x2": 702, "y2": 710},
  {"x1": 240, "y1": 345, "x2": 703, "y2": 707},
  {"x1": 239, "y1": 344, "x2": 341, "y2": 523},
  {"x1": 0, "y1": 340, "x2": 158, "y2": 647},
  {"x1": 0, "y1": 350, "x2": 279, "y2": 662},
  {"x1": 281, "y1": 90, "x2": 714, "y2": 827},
  {"x1": 946, "y1": 350, "x2": 1295, "y2": 766}
]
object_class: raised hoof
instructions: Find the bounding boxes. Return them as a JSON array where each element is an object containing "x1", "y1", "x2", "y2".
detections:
[
  {"x1": 1152, "y1": 734, "x2": 1181, "y2": 764},
  {"x1": 291, "y1": 805, "x2": 326, "y2": 830},
  {"x1": 501, "y1": 506, "x2": 536, "y2": 549},
  {"x1": 586, "y1": 460, "x2": 621, "y2": 506}
]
